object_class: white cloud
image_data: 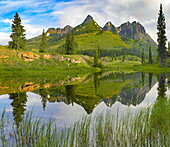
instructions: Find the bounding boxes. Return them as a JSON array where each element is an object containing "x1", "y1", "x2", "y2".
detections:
[
  {"x1": 0, "y1": 22, "x2": 47, "y2": 45},
  {"x1": 0, "y1": 32, "x2": 11, "y2": 45},
  {"x1": 1, "y1": 0, "x2": 170, "y2": 45},
  {"x1": 51, "y1": 0, "x2": 170, "y2": 42},
  {"x1": 51, "y1": 11, "x2": 64, "y2": 16},
  {"x1": 0, "y1": 18, "x2": 13, "y2": 24},
  {"x1": 23, "y1": 23, "x2": 48, "y2": 39}
]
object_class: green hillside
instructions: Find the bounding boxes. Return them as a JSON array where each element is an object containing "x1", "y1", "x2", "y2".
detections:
[
  {"x1": 27, "y1": 31, "x2": 131, "y2": 53},
  {"x1": 0, "y1": 48, "x2": 98, "y2": 72},
  {"x1": 48, "y1": 31, "x2": 130, "y2": 53},
  {"x1": 27, "y1": 30, "x2": 157, "y2": 58},
  {"x1": 27, "y1": 15, "x2": 157, "y2": 58},
  {"x1": 73, "y1": 15, "x2": 101, "y2": 34}
]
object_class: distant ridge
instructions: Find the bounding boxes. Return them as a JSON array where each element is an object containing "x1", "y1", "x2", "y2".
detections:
[
  {"x1": 102, "y1": 21, "x2": 118, "y2": 34},
  {"x1": 27, "y1": 14, "x2": 157, "y2": 58},
  {"x1": 47, "y1": 25, "x2": 73, "y2": 35},
  {"x1": 46, "y1": 15, "x2": 156, "y2": 45},
  {"x1": 118, "y1": 21, "x2": 156, "y2": 45}
]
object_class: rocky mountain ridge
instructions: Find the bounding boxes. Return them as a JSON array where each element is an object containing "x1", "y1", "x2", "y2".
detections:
[
  {"x1": 118, "y1": 21, "x2": 156, "y2": 45},
  {"x1": 47, "y1": 25, "x2": 73, "y2": 35},
  {"x1": 46, "y1": 15, "x2": 156, "y2": 45},
  {"x1": 102, "y1": 21, "x2": 118, "y2": 34}
]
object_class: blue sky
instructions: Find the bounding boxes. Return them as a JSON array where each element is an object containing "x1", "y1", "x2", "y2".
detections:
[{"x1": 0, "y1": 0, "x2": 170, "y2": 45}]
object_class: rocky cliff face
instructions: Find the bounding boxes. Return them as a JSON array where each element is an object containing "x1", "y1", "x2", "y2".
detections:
[
  {"x1": 56, "y1": 25, "x2": 73, "y2": 34},
  {"x1": 46, "y1": 28, "x2": 56, "y2": 34},
  {"x1": 47, "y1": 25, "x2": 73, "y2": 35},
  {"x1": 118, "y1": 21, "x2": 145, "y2": 39},
  {"x1": 118, "y1": 21, "x2": 156, "y2": 45},
  {"x1": 82, "y1": 15, "x2": 94, "y2": 25},
  {"x1": 102, "y1": 21, "x2": 118, "y2": 34}
]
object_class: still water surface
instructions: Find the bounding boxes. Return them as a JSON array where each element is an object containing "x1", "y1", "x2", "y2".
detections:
[{"x1": 0, "y1": 72, "x2": 169, "y2": 127}]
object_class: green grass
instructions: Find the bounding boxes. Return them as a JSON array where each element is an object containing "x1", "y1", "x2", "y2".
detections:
[
  {"x1": 46, "y1": 31, "x2": 130, "y2": 53},
  {"x1": 0, "y1": 98, "x2": 169, "y2": 146},
  {"x1": 0, "y1": 48, "x2": 100, "y2": 73},
  {"x1": 103, "y1": 60, "x2": 141, "y2": 72},
  {"x1": 134, "y1": 64, "x2": 170, "y2": 73},
  {"x1": 1, "y1": 48, "x2": 169, "y2": 74},
  {"x1": 103, "y1": 60, "x2": 170, "y2": 73}
]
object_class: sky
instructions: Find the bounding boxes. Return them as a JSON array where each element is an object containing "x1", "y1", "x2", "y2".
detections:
[{"x1": 0, "y1": 0, "x2": 170, "y2": 45}]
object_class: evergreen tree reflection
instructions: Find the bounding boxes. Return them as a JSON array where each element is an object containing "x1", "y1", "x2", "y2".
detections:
[
  {"x1": 157, "y1": 73, "x2": 167, "y2": 99},
  {"x1": 141, "y1": 72, "x2": 145, "y2": 87},
  {"x1": 39, "y1": 88, "x2": 48, "y2": 111},
  {"x1": 149, "y1": 73, "x2": 153, "y2": 90},
  {"x1": 94, "y1": 72, "x2": 100, "y2": 96},
  {"x1": 64, "y1": 85, "x2": 77, "y2": 105},
  {"x1": 9, "y1": 92, "x2": 27, "y2": 127}
]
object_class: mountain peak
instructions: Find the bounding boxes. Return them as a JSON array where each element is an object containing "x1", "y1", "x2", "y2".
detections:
[
  {"x1": 106, "y1": 21, "x2": 112, "y2": 25},
  {"x1": 118, "y1": 21, "x2": 156, "y2": 45},
  {"x1": 102, "y1": 21, "x2": 118, "y2": 34},
  {"x1": 56, "y1": 25, "x2": 73, "y2": 34},
  {"x1": 86, "y1": 15, "x2": 93, "y2": 19},
  {"x1": 83, "y1": 15, "x2": 94, "y2": 24}
]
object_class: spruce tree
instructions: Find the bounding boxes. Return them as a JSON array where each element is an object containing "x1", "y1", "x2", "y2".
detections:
[
  {"x1": 148, "y1": 46, "x2": 153, "y2": 64},
  {"x1": 93, "y1": 47, "x2": 101, "y2": 67},
  {"x1": 114, "y1": 54, "x2": 117, "y2": 61},
  {"x1": 39, "y1": 29, "x2": 47, "y2": 53},
  {"x1": 65, "y1": 33, "x2": 72, "y2": 55},
  {"x1": 157, "y1": 4, "x2": 167, "y2": 67},
  {"x1": 9, "y1": 12, "x2": 26, "y2": 50},
  {"x1": 141, "y1": 48, "x2": 145, "y2": 64},
  {"x1": 65, "y1": 31, "x2": 76, "y2": 55},
  {"x1": 122, "y1": 52, "x2": 125, "y2": 62},
  {"x1": 93, "y1": 49, "x2": 99, "y2": 67}
]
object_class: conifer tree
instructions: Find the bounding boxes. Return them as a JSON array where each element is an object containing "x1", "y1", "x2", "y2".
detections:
[
  {"x1": 39, "y1": 29, "x2": 47, "y2": 53},
  {"x1": 141, "y1": 48, "x2": 145, "y2": 64},
  {"x1": 114, "y1": 54, "x2": 117, "y2": 61},
  {"x1": 9, "y1": 12, "x2": 26, "y2": 50},
  {"x1": 93, "y1": 47, "x2": 101, "y2": 67},
  {"x1": 148, "y1": 46, "x2": 153, "y2": 64},
  {"x1": 65, "y1": 31, "x2": 76, "y2": 55},
  {"x1": 122, "y1": 52, "x2": 125, "y2": 62},
  {"x1": 94, "y1": 50, "x2": 99, "y2": 67},
  {"x1": 65, "y1": 33, "x2": 72, "y2": 55},
  {"x1": 157, "y1": 4, "x2": 167, "y2": 67}
]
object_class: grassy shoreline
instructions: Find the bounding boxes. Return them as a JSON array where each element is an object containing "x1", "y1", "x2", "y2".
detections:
[
  {"x1": 104, "y1": 61, "x2": 170, "y2": 73},
  {"x1": 0, "y1": 47, "x2": 169, "y2": 74}
]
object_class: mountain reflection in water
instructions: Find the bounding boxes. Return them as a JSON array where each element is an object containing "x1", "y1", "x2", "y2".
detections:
[{"x1": 0, "y1": 72, "x2": 169, "y2": 127}]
